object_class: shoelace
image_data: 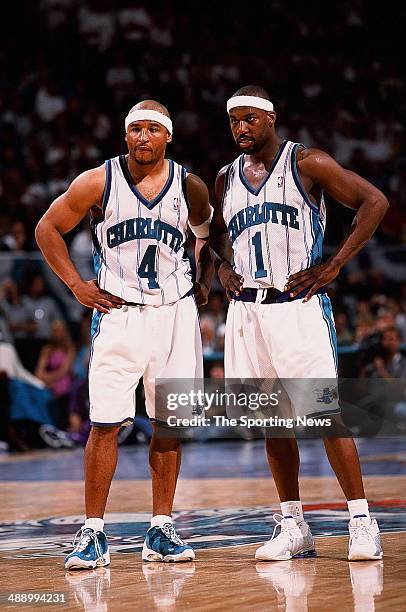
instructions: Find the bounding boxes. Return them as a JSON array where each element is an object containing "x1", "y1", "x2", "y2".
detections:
[
  {"x1": 72, "y1": 528, "x2": 103, "y2": 559},
  {"x1": 270, "y1": 513, "x2": 300, "y2": 542},
  {"x1": 351, "y1": 521, "x2": 373, "y2": 544},
  {"x1": 160, "y1": 523, "x2": 184, "y2": 545}
]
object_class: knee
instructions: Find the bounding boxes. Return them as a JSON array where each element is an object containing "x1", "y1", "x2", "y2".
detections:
[
  {"x1": 90, "y1": 425, "x2": 121, "y2": 441},
  {"x1": 266, "y1": 437, "x2": 297, "y2": 459},
  {"x1": 151, "y1": 434, "x2": 181, "y2": 452}
]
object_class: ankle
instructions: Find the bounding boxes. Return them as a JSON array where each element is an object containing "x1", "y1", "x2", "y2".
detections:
[
  {"x1": 280, "y1": 500, "x2": 304, "y2": 522},
  {"x1": 151, "y1": 514, "x2": 172, "y2": 528},
  {"x1": 84, "y1": 517, "x2": 105, "y2": 532},
  {"x1": 348, "y1": 498, "x2": 370, "y2": 520}
]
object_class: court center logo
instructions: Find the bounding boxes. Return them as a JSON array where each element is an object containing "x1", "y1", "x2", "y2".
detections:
[{"x1": 0, "y1": 505, "x2": 404, "y2": 559}]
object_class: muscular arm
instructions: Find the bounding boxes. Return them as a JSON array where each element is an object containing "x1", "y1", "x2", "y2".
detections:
[
  {"x1": 286, "y1": 148, "x2": 389, "y2": 301},
  {"x1": 208, "y1": 167, "x2": 243, "y2": 299},
  {"x1": 35, "y1": 166, "x2": 124, "y2": 313},
  {"x1": 186, "y1": 173, "x2": 214, "y2": 306}
]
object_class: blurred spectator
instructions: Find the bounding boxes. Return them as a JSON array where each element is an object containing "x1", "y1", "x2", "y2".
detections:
[
  {"x1": 362, "y1": 328, "x2": 406, "y2": 379},
  {"x1": 335, "y1": 312, "x2": 354, "y2": 346},
  {"x1": 35, "y1": 319, "x2": 75, "y2": 428},
  {"x1": 0, "y1": 278, "x2": 36, "y2": 339},
  {"x1": 208, "y1": 361, "x2": 225, "y2": 379},
  {"x1": 0, "y1": 315, "x2": 72, "y2": 451},
  {"x1": 35, "y1": 77, "x2": 67, "y2": 123},
  {"x1": 70, "y1": 220, "x2": 94, "y2": 281},
  {"x1": 23, "y1": 274, "x2": 63, "y2": 341},
  {"x1": 201, "y1": 317, "x2": 217, "y2": 356}
]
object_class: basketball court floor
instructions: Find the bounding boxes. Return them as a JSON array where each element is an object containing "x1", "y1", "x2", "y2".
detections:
[{"x1": 1, "y1": 438, "x2": 405, "y2": 611}]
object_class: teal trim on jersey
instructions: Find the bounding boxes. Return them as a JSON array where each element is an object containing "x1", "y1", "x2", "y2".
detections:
[
  {"x1": 318, "y1": 294, "x2": 338, "y2": 374},
  {"x1": 239, "y1": 140, "x2": 287, "y2": 196},
  {"x1": 101, "y1": 159, "x2": 112, "y2": 214},
  {"x1": 90, "y1": 220, "x2": 103, "y2": 278},
  {"x1": 92, "y1": 248, "x2": 102, "y2": 277},
  {"x1": 220, "y1": 164, "x2": 232, "y2": 210},
  {"x1": 309, "y1": 209, "x2": 324, "y2": 265},
  {"x1": 89, "y1": 310, "x2": 105, "y2": 368},
  {"x1": 181, "y1": 166, "x2": 190, "y2": 211},
  {"x1": 291, "y1": 144, "x2": 320, "y2": 214},
  {"x1": 119, "y1": 155, "x2": 174, "y2": 209}
]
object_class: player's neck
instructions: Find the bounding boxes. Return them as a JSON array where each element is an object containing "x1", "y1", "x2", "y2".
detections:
[
  {"x1": 126, "y1": 155, "x2": 167, "y2": 183},
  {"x1": 248, "y1": 136, "x2": 282, "y2": 168}
]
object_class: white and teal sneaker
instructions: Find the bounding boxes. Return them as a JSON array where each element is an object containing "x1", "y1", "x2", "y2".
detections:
[
  {"x1": 348, "y1": 517, "x2": 383, "y2": 561},
  {"x1": 64, "y1": 528, "x2": 110, "y2": 570},
  {"x1": 142, "y1": 523, "x2": 195, "y2": 563},
  {"x1": 255, "y1": 514, "x2": 316, "y2": 561}
]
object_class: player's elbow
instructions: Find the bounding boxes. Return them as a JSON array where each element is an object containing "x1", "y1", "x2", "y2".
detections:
[
  {"x1": 375, "y1": 194, "x2": 390, "y2": 217},
  {"x1": 34, "y1": 218, "x2": 48, "y2": 249}
]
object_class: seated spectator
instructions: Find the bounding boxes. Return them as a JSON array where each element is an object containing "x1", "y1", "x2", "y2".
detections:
[
  {"x1": 0, "y1": 278, "x2": 36, "y2": 340},
  {"x1": 0, "y1": 317, "x2": 73, "y2": 451},
  {"x1": 67, "y1": 312, "x2": 91, "y2": 443},
  {"x1": 362, "y1": 328, "x2": 406, "y2": 379},
  {"x1": 23, "y1": 273, "x2": 63, "y2": 341},
  {"x1": 35, "y1": 319, "x2": 75, "y2": 429}
]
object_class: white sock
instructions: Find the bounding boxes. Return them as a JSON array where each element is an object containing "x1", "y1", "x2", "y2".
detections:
[
  {"x1": 151, "y1": 514, "x2": 172, "y2": 528},
  {"x1": 348, "y1": 499, "x2": 370, "y2": 520},
  {"x1": 84, "y1": 517, "x2": 104, "y2": 532},
  {"x1": 280, "y1": 501, "x2": 304, "y2": 522}
]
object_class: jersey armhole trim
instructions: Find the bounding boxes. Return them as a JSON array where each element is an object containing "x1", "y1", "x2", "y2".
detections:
[
  {"x1": 220, "y1": 164, "x2": 232, "y2": 211},
  {"x1": 181, "y1": 166, "x2": 190, "y2": 211},
  {"x1": 101, "y1": 159, "x2": 112, "y2": 214},
  {"x1": 291, "y1": 144, "x2": 320, "y2": 214}
]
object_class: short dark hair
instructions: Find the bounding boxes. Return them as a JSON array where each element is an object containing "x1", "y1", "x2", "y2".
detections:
[{"x1": 232, "y1": 85, "x2": 271, "y2": 100}]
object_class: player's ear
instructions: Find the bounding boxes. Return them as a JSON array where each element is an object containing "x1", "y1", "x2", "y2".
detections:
[
  {"x1": 125, "y1": 133, "x2": 128, "y2": 144},
  {"x1": 267, "y1": 111, "x2": 276, "y2": 127},
  {"x1": 166, "y1": 132, "x2": 172, "y2": 144}
]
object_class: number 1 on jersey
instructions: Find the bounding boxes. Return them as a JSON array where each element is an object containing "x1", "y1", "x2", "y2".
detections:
[
  {"x1": 251, "y1": 232, "x2": 267, "y2": 279},
  {"x1": 138, "y1": 245, "x2": 160, "y2": 289}
]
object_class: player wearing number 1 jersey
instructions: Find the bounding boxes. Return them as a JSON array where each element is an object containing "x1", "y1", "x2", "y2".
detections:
[
  {"x1": 210, "y1": 85, "x2": 389, "y2": 562},
  {"x1": 35, "y1": 100, "x2": 213, "y2": 568}
]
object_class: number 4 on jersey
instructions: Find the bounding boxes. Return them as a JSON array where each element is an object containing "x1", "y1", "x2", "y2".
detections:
[{"x1": 138, "y1": 245, "x2": 160, "y2": 289}]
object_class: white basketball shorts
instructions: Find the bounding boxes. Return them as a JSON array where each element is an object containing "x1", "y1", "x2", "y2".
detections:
[
  {"x1": 89, "y1": 295, "x2": 203, "y2": 425},
  {"x1": 225, "y1": 293, "x2": 339, "y2": 417}
]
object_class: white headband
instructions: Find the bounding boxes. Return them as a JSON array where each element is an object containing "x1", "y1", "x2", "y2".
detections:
[
  {"x1": 125, "y1": 109, "x2": 173, "y2": 135},
  {"x1": 227, "y1": 96, "x2": 274, "y2": 113}
]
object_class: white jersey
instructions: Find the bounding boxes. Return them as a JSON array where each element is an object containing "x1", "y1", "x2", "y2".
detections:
[
  {"x1": 91, "y1": 156, "x2": 193, "y2": 305},
  {"x1": 222, "y1": 141, "x2": 326, "y2": 291}
]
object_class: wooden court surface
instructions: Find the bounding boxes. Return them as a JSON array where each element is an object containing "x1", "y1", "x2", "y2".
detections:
[{"x1": 0, "y1": 440, "x2": 405, "y2": 611}]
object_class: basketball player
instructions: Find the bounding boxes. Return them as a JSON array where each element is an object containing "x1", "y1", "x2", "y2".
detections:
[
  {"x1": 210, "y1": 86, "x2": 389, "y2": 561},
  {"x1": 35, "y1": 100, "x2": 213, "y2": 568}
]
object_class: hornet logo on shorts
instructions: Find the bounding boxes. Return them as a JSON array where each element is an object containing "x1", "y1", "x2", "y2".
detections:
[{"x1": 313, "y1": 386, "x2": 338, "y2": 404}]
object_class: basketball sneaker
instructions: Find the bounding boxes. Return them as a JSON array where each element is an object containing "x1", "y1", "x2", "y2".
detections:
[
  {"x1": 348, "y1": 517, "x2": 383, "y2": 561},
  {"x1": 65, "y1": 528, "x2": 110, "y2": 570},
  {"x1": 142, "y1": 523, "x2": 195, "y2": 562},
  {"x1": 255, "y1": 514, "x2": 316, "y2": 561}
]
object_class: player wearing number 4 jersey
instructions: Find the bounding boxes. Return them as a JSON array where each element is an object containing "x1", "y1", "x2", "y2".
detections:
[
  {"x1": 210, "y1": 85, "x2": 389, "y2": 561},
  {"x1": 36, "y1": 100, "x2": 214, "y2": 568}
]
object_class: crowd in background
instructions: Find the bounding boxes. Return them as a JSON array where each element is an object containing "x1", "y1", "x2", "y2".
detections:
[{"x1": 0, "y1": 1, "x2": 405, "y2": 450}]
